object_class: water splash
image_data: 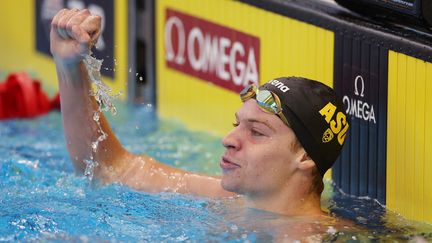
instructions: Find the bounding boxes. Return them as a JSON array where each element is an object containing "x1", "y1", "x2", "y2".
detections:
[
  {"x1": 84, "y1": 158, "x2": 99, "y2": 181},
  {"x1": 82, "y1": 54, "x2": 120, "y2": 180},
  {"x1": 83, "y1": 54, "x2": 120, "y2": 115}
]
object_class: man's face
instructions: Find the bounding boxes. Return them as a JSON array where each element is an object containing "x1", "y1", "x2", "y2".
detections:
[{"x1": 220, "y1": 99, "x2": 303, "y2": 197}]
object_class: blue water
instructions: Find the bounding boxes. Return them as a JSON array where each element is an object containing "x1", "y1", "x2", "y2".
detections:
[{"x1": 1, "y1": 104, "x2": 431, "y2": 242}]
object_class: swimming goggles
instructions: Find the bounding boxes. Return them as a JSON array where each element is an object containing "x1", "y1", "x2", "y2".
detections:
[{"x1": 240, "y1": 84, "x2": 290, "y2": 127}]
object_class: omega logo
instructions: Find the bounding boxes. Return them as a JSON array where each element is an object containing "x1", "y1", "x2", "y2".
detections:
[
  {"x1": 342, "y1": 75, "x2": 376, "y2": 124},
  {"x1": 164, "y1": 9, "x2": 260, "y2": 92},
  {"x1": 354, "y1": 75, "x2": 364, "y2": 97},
  {"x1": 165, "y1": 16, "x2": 186, "y2": 65}
]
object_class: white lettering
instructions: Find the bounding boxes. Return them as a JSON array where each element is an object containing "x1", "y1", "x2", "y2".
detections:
[
  {"x1": 244, "y1": 47, "x2": 258, "y2": 86},
  {"x1": 369, "y1": 105, "x2": 376, "y2": 123},
  {"x1": 362, "y1": 102, "x2": 369, "y2": 120},
  {"x1": 269, "y1": 79, "x2": 289, "y2": 92},
  {"x1": 230, "y1": 42, "x2": 245, "y2": 85},
  {"x1": 165, "y1": 16, "x2": 185, "y2": 64},
  {"x1": 357, "y1": 100, "x2": 363, "y2": 119},
  {"x1": 350, "y1": 98, "x2": 357, "y2": 117},
  {"x1": 343, "y1": 95, "x2": 376, "y2": 124},
  {"x1": 218, "y1": 37, "x2": 231, "y2": 81},
  {"x1": 165, "y1": 14, "x2": 259, "y2": 89},
  {"x1": 188, "y1": 27, "x2": 205, "y2": 71},
  {"x1": 202, "y1": 35, "x2": 218, "y2": 73},
  {"x1": 354, "y1": 75, "x2": 365, "y2": 97}
]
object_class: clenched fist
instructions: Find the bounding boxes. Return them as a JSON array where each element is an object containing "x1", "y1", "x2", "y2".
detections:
[{"x1": 50, "y1": 8, "x2": 101, "y2": 64}]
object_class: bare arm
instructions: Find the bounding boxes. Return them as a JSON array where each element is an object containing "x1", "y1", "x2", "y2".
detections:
[{"x1": 51, "y1": 8, "x2": 233, "y2": 198}]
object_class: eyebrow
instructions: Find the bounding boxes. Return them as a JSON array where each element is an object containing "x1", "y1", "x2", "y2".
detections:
[{"x1": 235, "y1": 113, "x2": 276, "y2": 132}]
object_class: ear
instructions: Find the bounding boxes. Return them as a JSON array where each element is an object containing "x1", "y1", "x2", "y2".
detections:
[{"x1": 297, "y1": 153, "x2": 316, "y2": 171}]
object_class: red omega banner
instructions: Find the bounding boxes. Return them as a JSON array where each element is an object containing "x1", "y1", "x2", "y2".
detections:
[{"x1": 164, "y1": 9, "x2": 260, "y2": 93}]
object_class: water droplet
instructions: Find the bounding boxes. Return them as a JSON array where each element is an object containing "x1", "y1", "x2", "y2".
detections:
[
  {"x1": 84, "y1": 159, "x2": 99, "y2": 181},
  {"x1": 230, "y1": 224, "x2": 238, "y2": 232},
  {"x1": 326, "y1": 226, "x2": 337, "y2": 234},
  {"x1": 93, "y1": 112, "x2": 100, "y2": 122},
  {"x1": 91, "y1": 142, "x2": 97, "y2": 151}
]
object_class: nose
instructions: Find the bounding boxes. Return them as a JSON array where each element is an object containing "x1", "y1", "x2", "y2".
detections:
[{"x1": 222, "y1": 127, "x2": 241, "y2": 151}]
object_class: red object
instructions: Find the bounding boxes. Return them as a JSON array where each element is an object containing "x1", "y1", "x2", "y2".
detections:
[
  {"x1": 50, "y1": 93, "x2": 61, "y2": 111},
  {"x1": 0, "y1": 72, "x2": 60, "y2": 119}
]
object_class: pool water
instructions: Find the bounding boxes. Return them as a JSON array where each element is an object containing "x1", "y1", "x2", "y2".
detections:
[{"x1": 1, "y1": 104, "x2": 431, "y2": 242}]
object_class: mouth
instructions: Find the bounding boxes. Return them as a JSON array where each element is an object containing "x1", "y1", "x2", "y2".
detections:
[{"x1": 219, "y1": 156, "x2": 241, "y2": 170}]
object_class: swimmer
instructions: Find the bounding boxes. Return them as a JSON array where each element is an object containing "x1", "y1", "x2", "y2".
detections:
[{"x1": 50, "y1": 8, "x2": 350, "y2": 230}]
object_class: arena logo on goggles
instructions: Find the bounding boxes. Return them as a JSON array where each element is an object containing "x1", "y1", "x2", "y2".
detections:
[{"x1": 164, "y1": 9, "x2": 260, "y2": 93}]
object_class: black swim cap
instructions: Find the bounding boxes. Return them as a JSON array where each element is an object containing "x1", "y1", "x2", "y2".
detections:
[{"x1": 260, "y1": 77, "x2": 349, "y2": 176}]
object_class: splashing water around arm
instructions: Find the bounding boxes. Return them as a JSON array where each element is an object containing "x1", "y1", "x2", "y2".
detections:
[
  {"x1": 83, "y1": 54, "x2": 119, "y2": 116},
  {"x1": 51, "y1": 8, "x2": 232, "y2": 198},
  {"x1": 50, "y1": 8, "x2": 126, "y2": 182},
  {"x1": 82, "y1": 53, "x2": 119, "y2": 181}
]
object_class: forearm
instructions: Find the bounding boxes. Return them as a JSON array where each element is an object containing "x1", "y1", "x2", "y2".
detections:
[
  {"x1": 56, "y1": 60, "x2": 231, "y2": 197},
  {"x1": 50, "y1": 9, "x2": 231, "y2": 198},
  {"x1": 56, "y1": 60, "x2": 126, "y2": 174},
  {"x1": 116, "y1": 154, "x2": 234, "y2": 198}
]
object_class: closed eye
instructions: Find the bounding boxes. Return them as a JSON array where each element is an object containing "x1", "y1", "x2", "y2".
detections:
[{"x1": 251, "y1": 129, "x2": 265, "y2": 137}]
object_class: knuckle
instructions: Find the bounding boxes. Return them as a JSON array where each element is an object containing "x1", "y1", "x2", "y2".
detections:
[
  {"x1": 94, "y1": 16, "x2": 102, "y2": 24},
  {"x1": 58, "y1": 17, "x2": 67, "y2": 28},
  {"x1": 69, "y1": 8, "x2": 80, "y2": 18},
  {"x1": 59, "y1": 8, "x2": 69, "y2": 16},
  {"x1": 77, "y1": 9, "x2": 90, "y2": 18},
  {"x1": 65, "y1": 18, "x2": 75, "y2": 29},
  {"x1": 51, "y1": 18, "x2": 57, "y2": 27},
  {"x1": 71, "y1": 24, "x2": 80, "y2": 33},
  {"x1": 52, "y1": 8, "x2": 66, "y2": 22},
  {"x1": 80, "y1": 9, "x2": 91, "y2": 15}
]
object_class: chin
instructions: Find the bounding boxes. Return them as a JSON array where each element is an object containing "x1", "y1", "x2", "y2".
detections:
[
  {"x1": 221, "y1": 177, "x2": 243, "y2": 194},
  {"x1": 221, "y1": 177, "x2": 235, "y2": 192}
]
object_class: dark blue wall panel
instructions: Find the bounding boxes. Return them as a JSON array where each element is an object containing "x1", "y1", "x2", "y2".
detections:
[{"x1": 333, "y1": 33, "x2": 388, "y2": 204}]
